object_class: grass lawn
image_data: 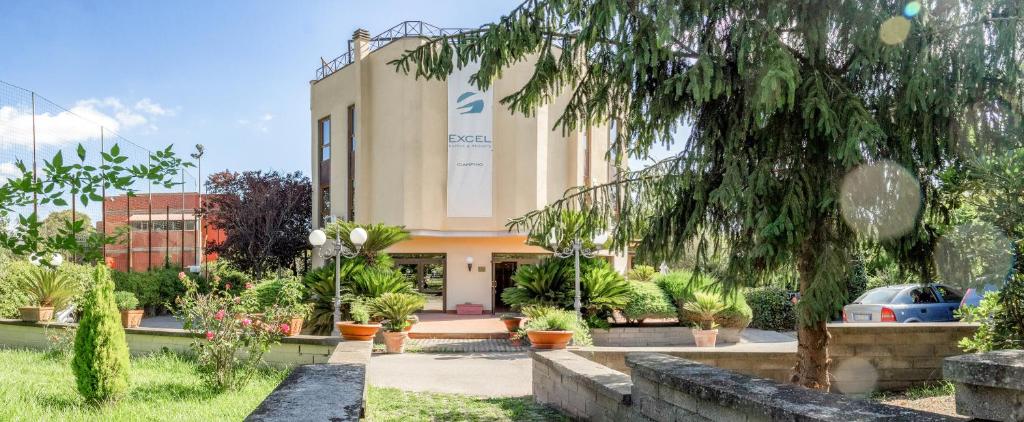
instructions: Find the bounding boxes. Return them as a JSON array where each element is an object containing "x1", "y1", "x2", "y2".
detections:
[
  {"x1": 0, "y1": 349, "x2": 286, "y2": 422},
  {"x1": 367, "y1": 386, "x2": 567, "y2": 422}
]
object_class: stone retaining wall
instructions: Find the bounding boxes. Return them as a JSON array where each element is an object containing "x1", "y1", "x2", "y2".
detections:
[
  {"x1": 0, "y1": 319, "x2": 338, "y2": 367},
  {"x1": 944, "y1": 350, "x2": 1024, "y2": 422},
  {"x1": 577, "y1": 323, "x2": 978, "y2": 391},
  {"x1": 573, "y1": 347, "x2": 796, "y2": 384},
  {"x1": 247, "y1": 340, "x2": 373, "y2": 422},
  {"x1": 829, "y1": 322, "x2": 978, "y2": 391},
  {"x1": 532, "y1": 350, "x2": 951, "y2": 421},
  {"x1": 591, "y1": 326, "x2": 742, "y2": 347}
]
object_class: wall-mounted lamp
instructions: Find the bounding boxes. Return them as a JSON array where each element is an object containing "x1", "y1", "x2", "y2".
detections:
[{"x1": 465, "y1": 256, "x2": 474, "y2": 272}]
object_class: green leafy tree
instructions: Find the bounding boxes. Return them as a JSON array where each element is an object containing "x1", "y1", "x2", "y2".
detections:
[
  {"x1": 394, "y1": 0, "x2": 1023, "y2": 388},
  {"x1": 72, "y1": 264, "x2": 130, "y2": 402},
  {"x1": 0, "y1": 144, "x2": 189, "y2": 262}
]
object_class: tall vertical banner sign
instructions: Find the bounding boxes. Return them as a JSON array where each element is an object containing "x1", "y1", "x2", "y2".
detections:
[{"x1": 447, "y1": 62, "x2": 493, "y2": 217}]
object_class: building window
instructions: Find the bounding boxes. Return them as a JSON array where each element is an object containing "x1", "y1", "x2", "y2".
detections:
[
  {"x1": 320, "y1": 186, "x2": 331, "y2": 227},
  {"x1": 318, "y1": 117, "x2": 331, "y2": 162},
  {"x1": 130, "y1": 220, "x2": 195, "y2": 231},
  {"x1": 346, "y1": 105, "x2": 356, "y2": 221}
]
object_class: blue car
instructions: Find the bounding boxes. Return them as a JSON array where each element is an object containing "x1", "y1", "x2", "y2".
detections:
[{"x1": 842, "y1": 284, "x2": 963, "y2": 323}]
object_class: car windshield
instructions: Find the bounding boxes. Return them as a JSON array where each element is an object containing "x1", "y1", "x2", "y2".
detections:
[{"x1": 855, "y1": 288, "x2": 902, "y2": 304}]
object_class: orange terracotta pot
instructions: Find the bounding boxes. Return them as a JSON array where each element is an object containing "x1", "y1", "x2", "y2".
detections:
[
  {"x1": 120, "y1": 309, "x2": 144, "y2": 328},
  {"x1": 502, "y1": 317, "x2": 524, "y2": 333},
  {"x1": 18, "y1": 306, "x2": 54, "y2": 323},
  {"x1": 526, "y1": 330, "x2": 573, "y2": 349},
  {"x1": 285, "y1": 317, "x2": 305, "y2": 336},
  {"x1": 337, "y1": 322, "x2": 381, "y2": 341},
  {"x1": 382, "y1": 331, "x2": 408, "y2": 354},
  {"x1": 692, "y1": 328, "x2": 718, "y2": 347}
]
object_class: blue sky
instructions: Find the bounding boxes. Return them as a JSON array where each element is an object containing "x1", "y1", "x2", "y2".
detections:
[{"x1": 0, "y1": 0, "x2": 676, "y2": 180}]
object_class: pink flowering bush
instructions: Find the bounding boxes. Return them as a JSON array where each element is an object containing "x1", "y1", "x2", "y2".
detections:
[{"x1": 174, "y1": 273, "x2": 289, "y2": 390}]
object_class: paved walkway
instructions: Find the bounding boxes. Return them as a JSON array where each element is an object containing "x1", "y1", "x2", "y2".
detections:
[
  {"x1": 140, "y1": 315, "x2": 183, "y2": 329},
  {"x1": 410, "y1": 313, "x2": 508, "y2": 337},
  {"x1": 406, "y1": 338, "x2": 524, "y2": 353},
  {"x1": 367, "y1": 351, "x2": 533, "y2": 397}
]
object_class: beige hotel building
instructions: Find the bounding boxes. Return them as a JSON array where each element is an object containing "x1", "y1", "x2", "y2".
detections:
[{"x1": 310, "y1": 22, "x2": 619, "y2": 313}]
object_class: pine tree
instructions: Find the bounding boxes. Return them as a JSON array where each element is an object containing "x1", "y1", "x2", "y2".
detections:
[
  {"x1": 72, "y1": 264, "x2": 130, "y2": 402},
  {"x1": 392, "y1": 1, "x2": 1023, "y2": 388}
]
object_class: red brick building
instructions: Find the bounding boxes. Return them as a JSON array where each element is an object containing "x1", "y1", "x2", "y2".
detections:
[{"x1": 98, "y1": 192, "x2": 225, "y2": 272}]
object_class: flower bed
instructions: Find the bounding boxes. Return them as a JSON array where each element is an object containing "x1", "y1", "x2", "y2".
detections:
[{"x1": 0, "y1": 348, "x2": 284, "y2": 421}]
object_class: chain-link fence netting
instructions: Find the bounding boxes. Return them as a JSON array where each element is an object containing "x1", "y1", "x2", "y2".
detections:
[{"x1": 0, "y1": 80, "x2": 203, "y2": 272}]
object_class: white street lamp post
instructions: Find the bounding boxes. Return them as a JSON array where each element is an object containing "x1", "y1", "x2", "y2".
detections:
[
  {"x1": 549, "y1": 231, "x2": 609, "y2": 316},
  {"x1": 309, "y1": 216, "x2": 368, "y2": 337}
]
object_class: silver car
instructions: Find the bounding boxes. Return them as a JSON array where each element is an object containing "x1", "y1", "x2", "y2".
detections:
[{"x1": 842, "y1": 284, "x2": 963, "y2": 323}]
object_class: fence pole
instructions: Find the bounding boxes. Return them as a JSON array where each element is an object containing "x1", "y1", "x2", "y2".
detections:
[
  {"x1": 165, "y1": 205, "x2": 170, "y2": 267},
  {"x1": 180, "y1": 171, "x2": 185, "y2": 268},
  {"x1": 101, "y1": 127, "x2": 106, "y2": 260},
  {"x1": 148, "y1": 156, "x2": 153, "y2": 272},
  {"x1": 126, "y1": 189, "x2": 132, "y2": 273},
  {"x1": 31, "y1": 92, "x2": 37, "y2": 216}
]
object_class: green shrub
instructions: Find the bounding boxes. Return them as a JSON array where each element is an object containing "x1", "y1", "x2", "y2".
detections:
[
  {"x1": 349, "y1": 301, "x2": 371, "y2": 324},
  {"x1": 656, "y1": 270, "x2": 752, "y2": 329},
  {"x1": 0, "y1": 258, "x2": 31, "y2": 318},
  {"x1": 111, "y1": 268, "x2": 188, "y2": 312},
  {"x1": 622, "y1": 281, "x2": 676, "y2": 322},
  {"x1": 958, "y1": 273, "x2": 1024, "y2": 352},
  {"x1": 626, "y1": 265, "x2": 658, "y2": 282},
  {"x1": 72, "y1": 264, "x2": 130, "y2": 402},
  {"x1": 368, "y1": 293, "x2": 426, "y2": 332},
  {"x1": 745, "y1": 287, "x2": 796, "y2": 331},
  {"x1": 522, "y1": 306, "x2": 592, "y2": 346},
  {"x1": 113, "y1": 291, "x2": 139, "y2": 312}
]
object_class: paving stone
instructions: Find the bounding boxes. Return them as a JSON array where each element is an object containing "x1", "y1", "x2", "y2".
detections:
[{"x1": 402, "y1": 338, "x2": 525, "y2": 353}]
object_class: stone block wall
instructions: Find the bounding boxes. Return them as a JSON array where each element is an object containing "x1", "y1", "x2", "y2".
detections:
[
  {"x1": 574, "y1": 348, "x2": 796, "y2": 384},
  {"x1": 591, "y1": 326, "x2": 743, "y2": 347},
  {"x1": 0, "y1": 319, "x2": 338, "y2": 367},
  {"x1": 828, "y1": 322, "x2": 978, "y2": 391},
  {"x1": 531, "y1": 350, "x2": 635, "y2": 421},
  {"x1": 531, "y1": 351, "x2": 950, "y2": 422}
]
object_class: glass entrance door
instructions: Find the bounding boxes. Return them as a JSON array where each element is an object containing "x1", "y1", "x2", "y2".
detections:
[{"x1": 393, "y1": 254, "x2": 446, "y2": 312}]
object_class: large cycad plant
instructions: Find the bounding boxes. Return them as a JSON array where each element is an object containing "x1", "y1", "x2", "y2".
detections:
[
  {"x1": 578, "y1": 266, "x2": 630, "y2": 321},
  {"x1": 501, "y1": 259, "x2": 573, "y2": 309},
  {"x1": 325, "y1": 221, "x2": 410, "y2": 266},
  {"x1": 342, "y1": 267, "x2": 415, "y2": 301}
]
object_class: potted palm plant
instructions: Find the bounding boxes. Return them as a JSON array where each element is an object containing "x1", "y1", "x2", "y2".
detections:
[
  {"x1": 683, "y1": 292, "x2": 727, "y2": 347},
  {"x1": 336, "y1": 301, "x2": 381, "y2": 341},
  {"x1": 499, "y1": 313, "x2": 526, "y2": 333},
  {"x1": 368, "y1": 292, "x2": 426, "y2": 353},
  {"x1": 17, "y1": 267, "x2": 76, "y2": 322},
  {"x1": 115, "y1": 291, "x2": 144, "y2": 328},
  {"x1": 524, "y1": 307, "x2": 585, "y2": 349}
]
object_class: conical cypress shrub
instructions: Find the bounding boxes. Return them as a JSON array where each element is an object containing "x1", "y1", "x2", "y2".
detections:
[{"x1": 72, "y1": 264, "x2": 130, "y2": 402}]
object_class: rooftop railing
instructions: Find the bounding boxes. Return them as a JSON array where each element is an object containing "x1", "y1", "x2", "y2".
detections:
[{"x1": 314, "y1": 21, "x2": 472, "y2": 81}]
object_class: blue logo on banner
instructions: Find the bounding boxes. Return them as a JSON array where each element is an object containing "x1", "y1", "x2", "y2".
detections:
[{"x1": 456, "y1": 91, "x2": 484, "y2": 114}]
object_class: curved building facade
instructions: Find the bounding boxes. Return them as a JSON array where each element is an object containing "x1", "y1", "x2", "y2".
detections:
[{"x1": 310, "y1": 23, "x2": 617, "y2": 312}]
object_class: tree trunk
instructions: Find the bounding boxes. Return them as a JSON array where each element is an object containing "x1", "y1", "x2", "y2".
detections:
[{"x1": 791, "y1": 243, "x2": 831, "y2": 390}]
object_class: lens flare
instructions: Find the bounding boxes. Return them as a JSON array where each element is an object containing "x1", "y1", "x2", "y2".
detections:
[
  {"x1": 903, "y1": 1, "x2": 922, "y2": 18},
  {"x1": 833, "y1": 358, "x2": 879, "y2": 395},
  {"x1": 958, "y1": 100, "x2": 1022, "y2": 160},
  {"x1": 840, "y1": 161, "x2": 922, "y2": 240},
  {"x1": 934, "y1": 221, "x2": 1014, "y2": 294},
  {"x1": 879, "y1": 16, "x2": 912, "y2": 45}
]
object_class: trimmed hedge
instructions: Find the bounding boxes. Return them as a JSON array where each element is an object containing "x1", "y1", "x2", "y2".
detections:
[
  {"x1": 745, "y1": 286, "x2": 796, "y2": 331},
  {"x1": 621, "y1": 281, "x2": 676, "y2": 322},
  {"x1": 655, "y1": 270, "x2": 752, "y2": 329},
  {"x1": 0, "y1": 257, "x2": 94, "y2": 318}
]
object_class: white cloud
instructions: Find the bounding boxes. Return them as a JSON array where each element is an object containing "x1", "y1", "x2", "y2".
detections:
[
  {"x1": 237, "y1": 113, "x2": 273, "y2": 133},
  {"x1": 135, "y1": 98, "x2": 175, "y2": 116},
  {"x1": 0, "y1": 96, "x2": 175, "y2": 147}
]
